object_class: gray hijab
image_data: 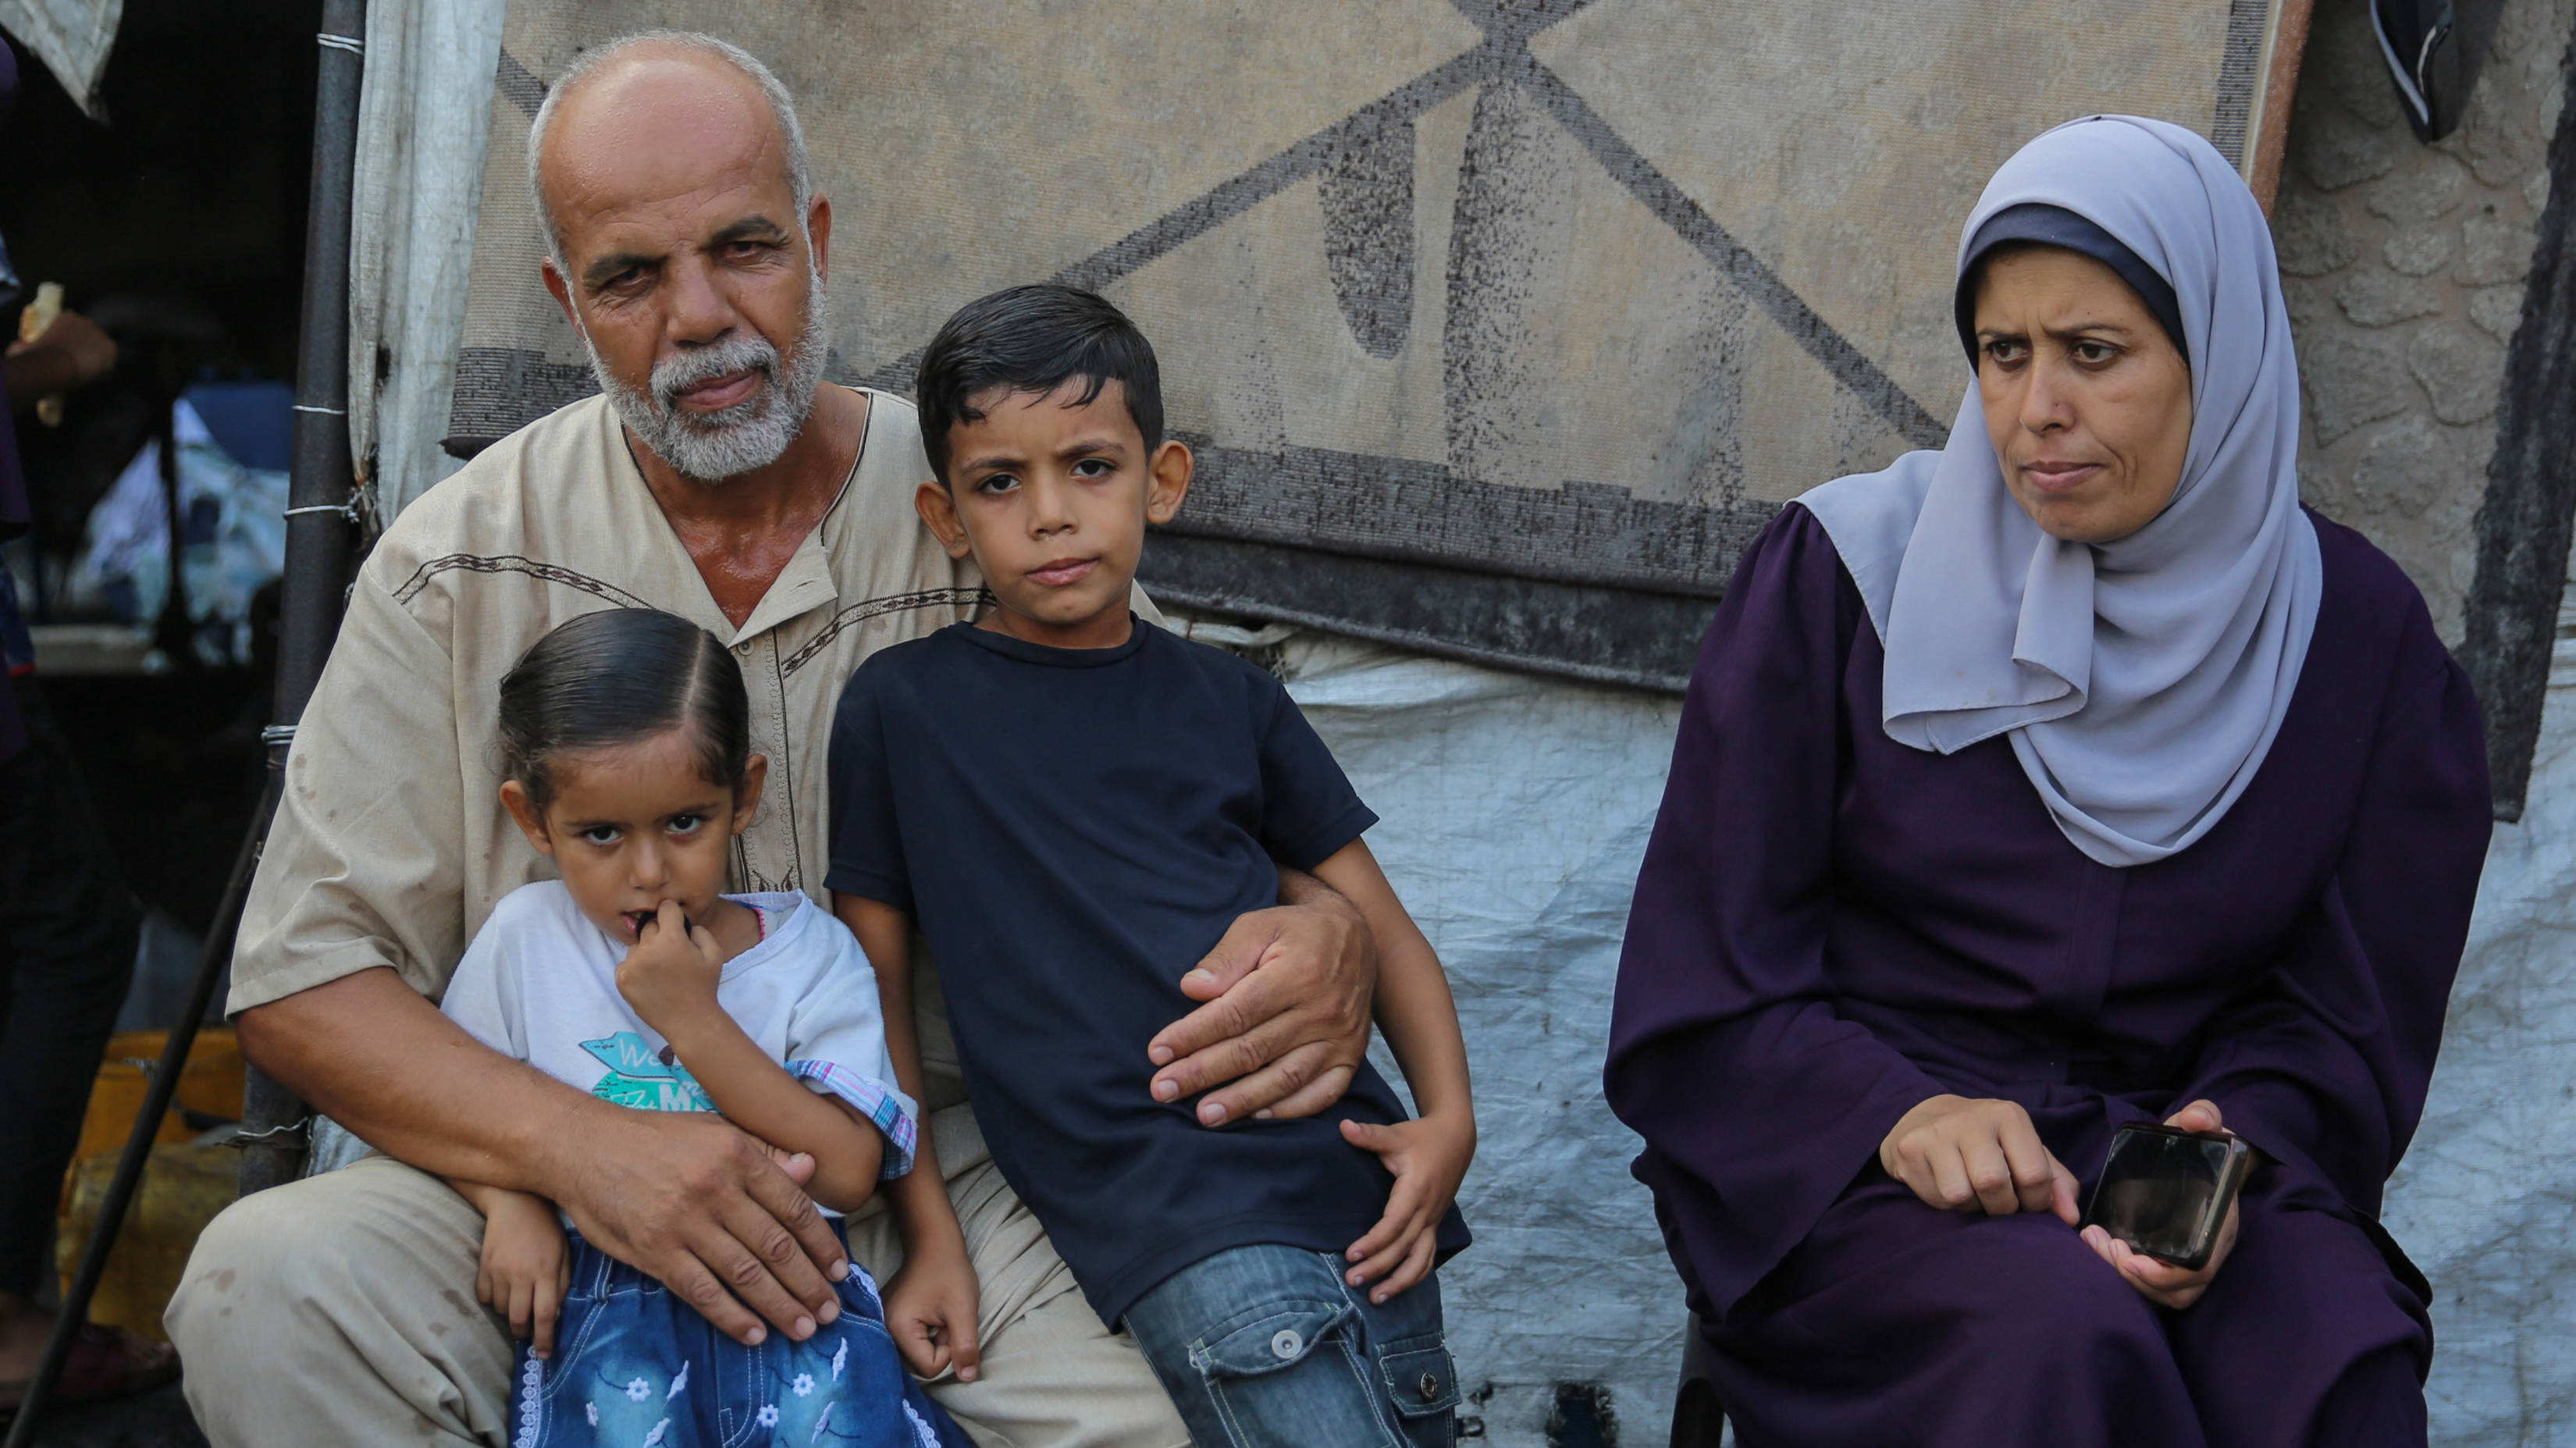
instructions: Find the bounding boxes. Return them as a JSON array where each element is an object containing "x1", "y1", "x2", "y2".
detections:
[{"x1": 1796, "y1": 116, "x2": 2322, "y2": 868}]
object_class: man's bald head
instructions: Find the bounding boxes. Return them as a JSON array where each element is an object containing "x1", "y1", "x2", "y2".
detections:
[
  {"x1": 526, "y1": 31, "x2": 834, "y2": 483},
  {"x1": 526, "y1": 31, "x2": 811, "y2": 267}
]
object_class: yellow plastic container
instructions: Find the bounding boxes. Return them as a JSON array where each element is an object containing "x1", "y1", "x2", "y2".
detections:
[
  {"x1": 53, "y1": 1027, "x2": 248, "y2": 1343},
  {"x1": 73, "y1": 1027, "x2": 244, "y2": 1162},
  {"x1": 56, "y1": 1144, "x2": 239, "y2": 1344}
]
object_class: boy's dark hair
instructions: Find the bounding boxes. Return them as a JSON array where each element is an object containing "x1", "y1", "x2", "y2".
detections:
[
  {"x1": 914, "y1": 284, "x2": 1163, "y2": 483},
  {"x1": 496, "y1": 607, "x2": 751, "y2": 813}
]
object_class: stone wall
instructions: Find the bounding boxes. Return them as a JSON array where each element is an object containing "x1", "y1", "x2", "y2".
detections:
[{"x1": 2274, "y1": 0, "x2": 2572, "y2": 642}]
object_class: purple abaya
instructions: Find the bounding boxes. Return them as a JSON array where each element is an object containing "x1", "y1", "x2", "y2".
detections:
[{"x1": 1604, "y1": 507, "x2": 2489, "y2": 1447}]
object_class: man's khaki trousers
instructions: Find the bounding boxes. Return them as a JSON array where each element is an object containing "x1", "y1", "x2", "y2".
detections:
[{"x1": 164, "y1": 1106, "x2": 1187, "y2": 1448}]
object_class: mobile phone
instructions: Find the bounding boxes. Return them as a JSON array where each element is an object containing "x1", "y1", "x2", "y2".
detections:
[{"x1": 2080, "y1": 1122, "x2": 2254, "y2": 1272}]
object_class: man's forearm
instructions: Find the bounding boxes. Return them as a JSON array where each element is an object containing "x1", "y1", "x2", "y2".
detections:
[{"x1": 237, "y1": 965, "x2": 597, "y2": 1196}]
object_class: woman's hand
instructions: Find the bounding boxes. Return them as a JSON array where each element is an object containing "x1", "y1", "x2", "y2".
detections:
[
  {"x1": 2079, "y1": 1099, "x2": 2244, "y2": 1310},
  {"x1": 1879, "y1": 1094, "x2": 2080, "y2": 1222},
  {"x1": 1340, "y1": 1108, "x2": 1475, "y2": 1304},
  {"x1": 474, "y1": 1188, "x2": 573, "y2": 1358},
  {"x1": 884, "y1": 1236, "x2": 982, "y2": 1383}
]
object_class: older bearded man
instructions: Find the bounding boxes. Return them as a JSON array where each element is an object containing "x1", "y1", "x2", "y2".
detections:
[{"x1": 162, "y1": 34, "x2": 1379, "y2": 1448}]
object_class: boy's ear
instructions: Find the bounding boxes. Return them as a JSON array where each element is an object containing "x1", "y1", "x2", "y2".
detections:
[
  {"x1": 915, "y1": 479, "x2": 974, "y2": 560},
  {"x1": 1144, "y1": 439, "x2": 1194, "y2": 526},
  {"x1": 731, "y1": 754, "x2": 770, "y2": 836},
  {"x1": 499, "y1": 780, "x2": 556, "y2": 856}
]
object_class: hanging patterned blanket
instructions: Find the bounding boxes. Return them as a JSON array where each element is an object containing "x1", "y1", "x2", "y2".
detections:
[{"x1": 448, "y1": 0, "x2": 2293, "y2": 688}]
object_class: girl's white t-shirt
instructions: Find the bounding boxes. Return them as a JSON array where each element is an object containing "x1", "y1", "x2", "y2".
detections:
[{"x1": 439, "y1": 881, "x2": 919, "y2": 1202}]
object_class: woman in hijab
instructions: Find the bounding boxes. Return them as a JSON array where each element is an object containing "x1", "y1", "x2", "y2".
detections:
[{"x1": 1604, "y1": 116, "x2": 2489, "y2": 1446}]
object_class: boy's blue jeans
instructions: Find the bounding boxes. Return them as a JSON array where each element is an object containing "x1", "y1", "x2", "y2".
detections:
[
  {"x1": 1122, "y1": 1244, "x2": 1459, "y2": 1448},
  {"x1": 511, "y1": 1222, "x2": 972, "y2": 1448}
]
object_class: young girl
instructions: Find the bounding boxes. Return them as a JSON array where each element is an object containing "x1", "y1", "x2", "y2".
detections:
[{"x1": 436, "y1": 607, "x2": 971, "y2": 1448}]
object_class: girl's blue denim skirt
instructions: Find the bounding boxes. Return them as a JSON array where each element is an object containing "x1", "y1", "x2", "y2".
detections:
[{"x1": 510, "y1": 1222, "x2": 972, "y2": 1448}]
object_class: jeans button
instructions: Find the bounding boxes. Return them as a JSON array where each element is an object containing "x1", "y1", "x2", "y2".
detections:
[
  {"x1": 1419, "y1": 1370, "x2": 1440, "y2": 1401},
  {"x1": 1270, "y1": 1329, "x2": 1303, "y2": 1361}
]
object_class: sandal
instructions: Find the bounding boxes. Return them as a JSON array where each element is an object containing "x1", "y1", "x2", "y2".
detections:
[{"x1": 0, "y1": 1322, "x2": 183, "y2": 1421}]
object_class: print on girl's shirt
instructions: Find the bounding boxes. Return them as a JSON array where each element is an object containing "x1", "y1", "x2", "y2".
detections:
[{"x1": 579, "y1": 1032, "x2": 713, "y2": 1112}]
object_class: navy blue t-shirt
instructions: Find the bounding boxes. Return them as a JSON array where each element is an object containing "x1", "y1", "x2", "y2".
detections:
[{"x1": 825, "y1": 621, "x2": 1470, "y2": 1322}]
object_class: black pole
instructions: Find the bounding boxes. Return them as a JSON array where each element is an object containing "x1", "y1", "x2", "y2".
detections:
[
  {"x1": 2464, "y1": 12, "x2": 2576, "y2": 821},
  {"x1": 237, "y1": 0, "x2": 368, "y2": 1199},
  {"x1": 150, "y1": 393, "x2": 192, "y2": 665},
  {"x1": 1, "y1": 787, "x2": 277, "y2": 1448}
]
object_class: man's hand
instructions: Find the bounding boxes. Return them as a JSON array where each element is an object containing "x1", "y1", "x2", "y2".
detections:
[
  {"x1": 1147, "y1": 884, "x2": 1376, "y2": 1126},
  {"x1": 2078, "y1": 1099, "x2": 2246, "y2": 1310},
  {"x1": 550, "y1": 1107, "x2": 852, "y2": 1347},
  {"x1": 471, "y1": 1188, "x2": 572, "y2": 1358},
  {"x1": 883, "y1": 1236, "x2": 982, "y2": 1383},
  {"x1": 240, "y1": 969, "x2": 846, "y2": 1347},
  {"x1": 614, "y1": 900, "x2": 725, "y2": 1030},
  {"x1": 1879, "y1": 1094, "x2": 2080, "y2": 1222}
]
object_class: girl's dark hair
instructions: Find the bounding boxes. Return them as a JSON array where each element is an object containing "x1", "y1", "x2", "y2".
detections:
[{"x1": 496, "y1": 607, "x2": 751, "y2": 812}]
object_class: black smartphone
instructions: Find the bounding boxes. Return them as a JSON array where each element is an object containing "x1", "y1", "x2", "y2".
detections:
[{"x1": 2080, "y1": 1122, "x2": 2254, "y2": 1272}]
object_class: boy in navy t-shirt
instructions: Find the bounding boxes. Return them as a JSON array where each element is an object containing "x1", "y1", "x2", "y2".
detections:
[{"x1": 824, "y1": 284, "x2": 1474, "y2": 1446}]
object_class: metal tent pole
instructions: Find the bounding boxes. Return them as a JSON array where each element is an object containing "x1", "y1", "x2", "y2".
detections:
[
  {"x1": 238, "y1": 0, "x2": 368, "y2": 1199},
  {"x1": 0, "y1": 6, "x2": 366, "y2": 1440}
]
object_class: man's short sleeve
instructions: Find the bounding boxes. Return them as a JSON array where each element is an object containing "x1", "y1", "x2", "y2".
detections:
[
  {"x1": 823, "y1": 665, "x2": 912, "y2": 912},
  {"x1": 229, "y1": 561, "x2": 469, "y2": 1014},
  {"x1": 1253, "y1": 680, "x2": 1379, "y2": 872}
]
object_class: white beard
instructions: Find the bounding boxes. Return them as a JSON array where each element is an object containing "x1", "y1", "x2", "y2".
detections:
[{"x1": 578, "y1": 265, "x2": 831, "y2": 482}]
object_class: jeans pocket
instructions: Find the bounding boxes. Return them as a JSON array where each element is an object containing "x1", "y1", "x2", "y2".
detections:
[
  {"x1": 1375, "y1": 1338, "x2": 1461, "y2": 1447},
  {"x1": 1192, "y1": 1300, "x2": 1400, "y2": 1448}
]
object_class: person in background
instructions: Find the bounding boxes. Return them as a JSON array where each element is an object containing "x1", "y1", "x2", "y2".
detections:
[
  {"x1": 1606, "y1": 117, "x2": 2489, "y2": 1446},
  {"x1": 0, "y1": 37, "x2": 176, "y2": 1419}
]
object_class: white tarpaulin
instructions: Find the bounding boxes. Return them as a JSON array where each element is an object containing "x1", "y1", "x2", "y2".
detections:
[
  {"x1": 2385, "y1": 570, "x2": 2576, "y2": 1444},
  {"x1": 346, "y1": 0, "x2": 505, "y2": 518},
  {"x1": 1273, "y1": 630, "x2": 1687, "y2": 1445},
  {"x1": 0, "y1": 0, "x2": 119, "y2": 117}
]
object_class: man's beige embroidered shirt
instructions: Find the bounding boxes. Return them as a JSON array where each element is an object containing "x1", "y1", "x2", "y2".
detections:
[{"x1": 232, "y1": 387, "x2": 984, "y2": 1018}]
